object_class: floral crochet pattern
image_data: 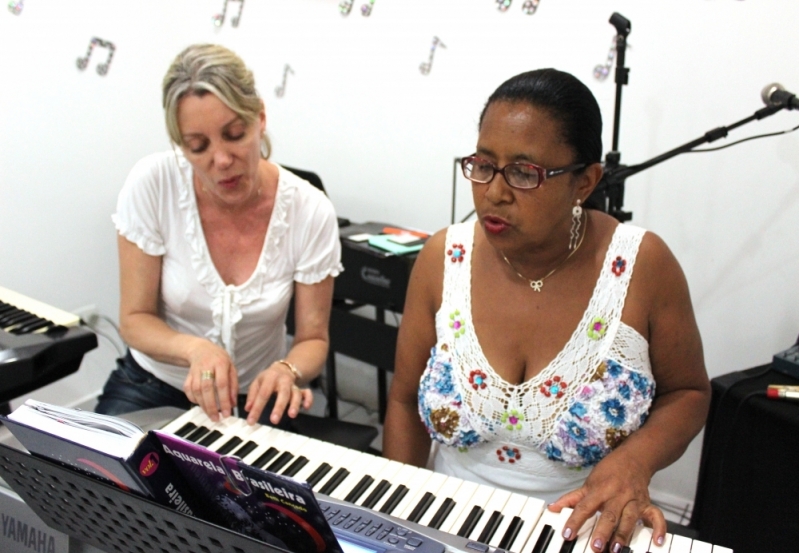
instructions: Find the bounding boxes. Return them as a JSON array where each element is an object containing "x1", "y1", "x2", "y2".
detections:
[
  {"x1": 496, "y1": 445, "x2": 521, "y2": 463},
  {"x1": 469, "y1": 370, "x2": 488, "y2": 390},
  {"x1": 447, "y1": 243, "x2": 467, "y2": 263},
  {"x1": 540, "y1": 376, "x2": 568, "y2": 398},
  {"x1": 611, "y1": 256, "x2": 627, "y2": 276},
  {"x1": 430, "y1": 407, "x2": 460, "y2": 439},
  {"x1": 449, "y1": 310, "x2": 466, "y2": 338},
  {"x1": 501, "y1": 410, "x2": 524, "y2": 431},
  {"x1": 587, "y1": 317, "x2": 607, "y2": 340}
]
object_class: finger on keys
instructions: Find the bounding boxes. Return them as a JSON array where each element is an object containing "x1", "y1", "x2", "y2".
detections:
[
  {"x1": 588, "y1": 504, "x2": 623, "y2": 553},
  {"x1": 199, "y1": 373, "x2": 221, "y2": 422},
  {"x1": 286, "y1": 385, "x2": 304, "y2": 419},
  {"x1": 269, "y1": 380, "x2": 295, "y2": 424},
  {"x1": 609, "y1": 500, "x2": 641, "y2": 552},
  {"x1": 639, "y1": 502, "x2": 668, "y2": 548},
  {"x1": 214, "y1": 365, "x2": 234, "y2": 419},
  {"x1": 244, "y1": 377, "x2": 274, "y2": 425}
]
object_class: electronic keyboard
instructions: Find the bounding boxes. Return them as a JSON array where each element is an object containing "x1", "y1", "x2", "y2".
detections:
[
  {"x1": 0, "y1": 286, "x2": 97, "y2": 403},
  {"x1": 159, "y1": 407, "x2": 733, "y2": 553}
]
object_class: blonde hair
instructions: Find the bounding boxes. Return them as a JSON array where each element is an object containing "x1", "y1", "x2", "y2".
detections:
[{"x1": 162, "y1": 44, "x2": 271, "y2": 159}]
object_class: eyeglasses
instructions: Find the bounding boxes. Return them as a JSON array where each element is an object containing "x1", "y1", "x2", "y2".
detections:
[{"x1": 461, "y1": 155, "x2": 586, "y2": 190}]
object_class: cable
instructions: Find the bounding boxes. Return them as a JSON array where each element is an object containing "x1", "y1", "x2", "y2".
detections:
[{"x1": 688, "y1": 123, "x2": 799, "y2": 153}]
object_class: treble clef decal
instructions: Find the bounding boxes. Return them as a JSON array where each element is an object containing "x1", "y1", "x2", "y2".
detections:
[
  {"x1": 339, "y1": 0, "x2": 355, "y2": 16},
  {"x1": 76, "y1": 37, "x2": 116, "y2": 76},
  {"x1": 361, "y1": 0, "x2": 375, "y2": 16},
  {"x1": 275, "y1": 65, "x2": 294, "y2": 98},
  {"x1": 213, "y1": 0, "x2": 244, "y2": 28},
  {"x1": 419, "y1": 37, "x2": 446, "y2": 76},
  {"x1": 8, "y1": 0, "x2": 23, "y2": 15},
  {"x1": 521, "y1": 0, "x2": 540, "y2": 14}
]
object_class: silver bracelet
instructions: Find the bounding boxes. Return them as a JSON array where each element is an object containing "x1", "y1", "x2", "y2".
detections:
[{"x1": 276, "y1": 359, "x2": 303, "y2": 382}]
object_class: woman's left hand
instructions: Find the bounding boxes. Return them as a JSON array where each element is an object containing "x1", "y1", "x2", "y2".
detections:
[
  {"x1": 548, "y1": 453, "x2": 667, "y2": 553},
  {"x1": 244, "y1": 362, "x2": 314, "y2": 425}
]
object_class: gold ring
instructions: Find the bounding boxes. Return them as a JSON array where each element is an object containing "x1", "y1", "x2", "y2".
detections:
[{"x1": 201, "y1": 370, "x2": 215, "y2": 381}]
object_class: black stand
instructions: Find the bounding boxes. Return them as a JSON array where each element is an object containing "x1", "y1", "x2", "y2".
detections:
[
  {"x1": 0, "y1": 442, "x2": 280, "y2": 553},
  {"x1": 587, "y1": 13, "x2": 786, "y2": 222}
]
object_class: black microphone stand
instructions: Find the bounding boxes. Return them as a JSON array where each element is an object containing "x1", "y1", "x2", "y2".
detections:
[{"x1": 590, "y1": 12, "x2": 786, "y2": 222}]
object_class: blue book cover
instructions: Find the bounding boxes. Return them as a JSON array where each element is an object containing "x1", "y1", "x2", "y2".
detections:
[{"x1": 155, "y1": 430, "x2": 343, "y2": 553}]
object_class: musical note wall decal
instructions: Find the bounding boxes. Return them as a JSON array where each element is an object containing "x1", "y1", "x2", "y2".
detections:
[
  {"x1": 339, "y1": 0, "x2": 355, "y2": 16},
  {"x1": 521, "y1": 0, "x2": 540, "y2": 14},
  {"x1": 419, "y1": 37, "x2": 446, "y2": 76},
  {"x1": 496, "y1": 0, "x2": 511, "y2": 11},
  {"x1": 76, "y1": 38, "x2": 116, "y2": 76},
  {"x1": 8, "y1": 1, "x2": 23, "y2": 15},
  {"x1": 213, "y1": 0, "x2": 244, "y2": 28},
  {"x1": 275, "y1": 64, "x2": 294, "y2": 98},
  {"x1": 361, "y1": 0, "x2": 375, "y2": 16}
]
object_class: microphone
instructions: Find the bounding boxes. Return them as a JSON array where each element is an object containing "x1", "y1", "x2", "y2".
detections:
[{"x1": 761, "y1": 83, "x2": 799, "y2": 110}]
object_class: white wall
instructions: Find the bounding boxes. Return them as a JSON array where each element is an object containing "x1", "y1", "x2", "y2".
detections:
[{"x1": 2, "y1": 0, "x2": 798, "y2": 508}]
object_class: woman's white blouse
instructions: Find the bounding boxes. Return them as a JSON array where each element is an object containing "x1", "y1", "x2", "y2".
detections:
[{"x1": 112, "y1": 150, "x2": 342, "y2": 391}]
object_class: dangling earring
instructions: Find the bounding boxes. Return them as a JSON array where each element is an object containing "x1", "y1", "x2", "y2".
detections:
[{"x1": 569, "y1": 201, "x2": 583, "y2": 251}]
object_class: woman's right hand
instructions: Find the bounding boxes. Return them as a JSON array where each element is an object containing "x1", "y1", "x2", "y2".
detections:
[{"x1": 183, "y1": 339, "x2": 239, "y2": 421}]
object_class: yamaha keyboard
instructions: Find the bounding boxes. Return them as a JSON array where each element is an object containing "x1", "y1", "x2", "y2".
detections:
[
  {"x1": 158, "y1": 407, "x2": 733, "y2": 553},
  {"x1": 0, "y1": 286, "x2": 97, "y2": 404}
]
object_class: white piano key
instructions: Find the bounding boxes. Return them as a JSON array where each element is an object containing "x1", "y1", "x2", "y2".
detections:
[
  {"x1": 487, "y1": 492, "x2": 528, "y2": 547},
  {"x1": 288, "y1": 438, "x2": 340, "y2": 482},
  {"x1": 329, "y1": 451, "x2": 387, "y2": 501},
  {"x1": 374, "y1": 464, "x2": 428, "y2": 515},
  {"x1": 431, "y1": 478, "x2": 481, "y2": 533},
  {"x1": 519, "y1": 507, "x2": 572, "y2": 553},
  {"x1": 502, "y1": 496, "x2": 546, "y2": 553},
  {"x1": 443, "y1": 483, "x2": 496, "y2": 536},
  {"x1": 397, "y1": 471, "x2": 450, "y2": 520},
  {"x1": 160, "y1": 405, "x2": 208, "y2": 434},
  {"x1": 648, "y1": 532, "x2": 673, "y2": 553},
  {"x1": 668, "y1": 534, "x2": 693, "y2": 553},
  {"x1": 569, "y1": 515, "x2": 598, "y2": 553},
  {"x1": 388, "y1": 467, "x2": 437, "y2": 517},
  {"x1": 239, "y1": 426, "x2": 285, "y2": 465},
  {"x1": 467, "y1": 488, "x2": 512, "y2": 542},
  {"x1": 355, "y1": 459, "x2": 406, "y2": 507},
  {"x1": 316, "y1": 447, "x2": 366, "y2": 493},
  {"x1": 418, "y1": 476, "x2": 472, "y2": 528},
  {"x1": 201, "y1": 417, "x2": 250, "y2": 450},
  {"x1": 711, "y1": 546, "x2": 734, "y2": 553},
  {"x1": 627, "y1": 523, "x2": 653, "y2": 553},
  {"x1": 690, "y1": 539, "x2": 713, "y2": 553}
]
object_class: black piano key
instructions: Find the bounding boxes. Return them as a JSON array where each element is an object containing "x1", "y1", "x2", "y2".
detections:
[
  {"x1": 477, "y1": 511, "x2": 504, "y2": 544},
  {"x1": 407, "y1": 491, "x2": 436, "y2": 523},
  {"x1": 531, "y1": 524, "x2": 554, "y2": 553},
  {"x1": 558, "y1": 540, "x2": 577, "y2": 553},
  {"x1": 1, "y1": 311, "x2": 35, "y2": 326},
  {"x1": 0, "y1": 303, "x2": 18, "y2": 315},
  {"x1": 457, "y1": 506, "x2": 485, "y2": 538},
  {"x1": 215, "y1": 436, "x2": 243, "y2": 455},
  {"x1": 378, "y1": 485, "x2": 409, "y2": 515},
  {"x1": 343, "y1": 475, "x2": 375, "y2": 504},
  {"x1": 428, "y1": 498, "x2": 456, "y2": 530},
  {"x1": 497, "y1": 516, "x2": 523, "y2": 550},
  {"x1": 361, "y1": 479, "x2": 392, "y2": 509},
  {"x1": 232, "y1": 440, "x2": 259, "y2": 459},
  {"x1": 281, "y1": 456, "x2": 309, "y2": 477},
  {"x1": 7, "y1": 314, "x2": 41, "y2": 330},
  {"x1": 264, "y1": 451, "x2": 294, "y2": 472},
  {"x1": 174, "y1": 422, "x2": 198, "y2": 438},
  {"x1": 12, "y1": 319, "x2": 53, "y2": 334},
  {"x1": 250, "y1": 447, "x2": 279, "y2": 468},
  {"x1": 185, "y1": 426, "x2": 211, "y2": 442},
  {"x1": 318, "y1": 468, "x2": 350, "y2": 495},
  {"x1": 198, "y1": 430, "x2": 223, "y2": 447},
  {"x1": 306, "y1": 463, "x2": 333, "y2": 488},
  {"x1": 618, "y1": 547, "x2": 631, "y2": 553}
]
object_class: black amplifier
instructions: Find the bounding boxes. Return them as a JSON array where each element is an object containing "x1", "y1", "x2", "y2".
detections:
[{"x1": 335, "y1": 222, "x2": 419, "y2": 313}]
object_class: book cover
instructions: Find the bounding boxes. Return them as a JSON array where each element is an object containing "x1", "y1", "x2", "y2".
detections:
[
  {"x1": 156, "y1": 430, "x2": 343, "y2": 553},
  {"x1": 0, "y1": 401, "x2": 214, "y2": 522}
]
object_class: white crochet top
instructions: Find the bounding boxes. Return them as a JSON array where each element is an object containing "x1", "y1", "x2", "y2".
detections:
[{"x1": 418, "y1": 222, "x2": 655, "y2": 502}]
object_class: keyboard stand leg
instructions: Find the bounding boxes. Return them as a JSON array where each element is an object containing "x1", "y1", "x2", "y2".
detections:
[{"x1": 326, "y1": 348, "x2": 338, "y2": 419}]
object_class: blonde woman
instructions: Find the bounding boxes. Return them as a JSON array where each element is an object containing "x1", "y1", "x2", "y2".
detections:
[{"x1": 96, "y1": 44, "x2": 341, "y2": 428}]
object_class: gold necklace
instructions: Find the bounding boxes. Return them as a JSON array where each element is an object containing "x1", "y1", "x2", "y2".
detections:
[{"x1": 501, "y1": 213, "x2": 587, "y2": 292}]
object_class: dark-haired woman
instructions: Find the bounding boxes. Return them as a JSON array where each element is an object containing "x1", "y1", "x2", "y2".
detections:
[{"x1": 383, "y1": 69, "x2": 710, "y2": 553}]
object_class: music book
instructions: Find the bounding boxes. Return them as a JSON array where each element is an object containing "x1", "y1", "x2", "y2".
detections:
[
  {"x1": 0, "y1": 400, "x2": 213, "y2": 521},
  {"x1": 155, "y1": 430, "x2": 343, "y2": 553}
]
